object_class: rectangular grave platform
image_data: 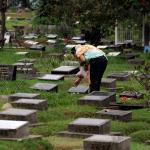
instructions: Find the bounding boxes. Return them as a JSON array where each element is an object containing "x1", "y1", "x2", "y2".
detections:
[
  {"x1": 0, "y1": 120, "x2": 29, "y2": 138},
  {"x1": 12, "y1": 99, "x2": 48, "y2": 110},
  {"x1": 101, "y1": 78, "x2": 116, "y2": 88},
  {"x1": 79, "y1": 91, "x2": 116, "y2": 107},
  {"x1": 119, "y1": 91, "x2": 144, "y2": 99},
  {"x1": 38, "y1": 74, "x2": 64, "y2": 81},
  {"x1": 68, "y1": 85, "x2": 89, "y2": 94},
  {"x1": 13, "y1": 62, "x2": 34, "y2": 68},
  {"x1": 68, "y1": 118, "x2": 110, "y2": 134},
  {"x1": 18, "y1": 58, "x2": 36, "y2": 63},
  {"x1": 128, "y1": 58, "x2": 145, "y2": 65},
  {"x1": 96, "y1": 109, "x2": 132, "y2": 122},
  {"x1": 84, "y1": 135, "x2": 131, "y2": 150},
  {"x1": 9, "y1": 93, "x2": 40, "y2": 101},
  {"x1": 107, "y1": 72, "x2": 131, "y2": 81},
  {"x1": 51, "y1": 66, "x2": 79, "y2": 75},
  {"x1": 0, "y1": 64, "x2": 17, "y2": 81},
  {"x1": 110, "y1": 102, "x2": 144, "y2": 110},
  {"x1": 120, "y1": 53, "x2": 140, "y2": 59},
  {"x1": 30, "y1": 83, "x2": 58, "y2": 92},
  {"x1": 0, "y1": 108, "x2": 37, "y2": 124},
  {"x1": 15, "y1": 52, "x2": 29, "y2": 55}
]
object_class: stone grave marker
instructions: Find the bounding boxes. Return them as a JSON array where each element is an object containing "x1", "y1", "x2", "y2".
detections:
[
  {"x1": 0, "y1": 120, "x2": 29, "y2": 138},
  {"x1": 12, "y1": 99, "x2": 48, "y2": 110},
  {"x1": 79, "y1": 91, "x2": 116, "y2": 107},
  {"x1": 84, "y1": 135, "x2": 131, "y2": 150},
  {"x1": 15, "y1": 52, "x2": 29, "y2": 55},
  {"x1": 68, "y1": 118, "x2": 110, "y2": 134},
  {"x1": 38, "y1": 74, "x2": 64, "y2": 81},
  {"x1": 30, "y1": 83, "x2": 58, "y2": 92},
  {"x1": 51, "y1": 66, "x2": 79, "y2": 75},
  {"x1": 47, "y1": 39, "x2": 57, "y2": 44},
  {"x1": 0, "y1": 108, "x2": 37, "y2": 124},
  {"x1": 96, "y1": 109, "x2": 132, "y2": 122},
  {"x1": 18, "y1": 58, "x2": 36, "y2": 63},
  {"x1": 65, "y1": 44, "x2": 77, "y2": 49},
  {"x1": 68, "y1": 85, "x2": 89, "y2": 94},
  {"x1": 119, "y1": 91, "x2": 144, "y2": 99},
  {"x1": 72, "y1": 36, "x2": 81, "y2": 40},
  {"x1": 128, "y1": 58, "x2": 145, "y2": 65},
  {"x1": 107, "y1": 72, "x2": 131, "y2": 81},
  {"x1": 101, "y1": 78, "x2": 116, "y2": 88},
  {"x1": 45, "y1": 34, "x2": 57, "y2": 39},
  {"x1": 13, "y1": 62, "x2": 34, "y2": 69},
  {"x1": 0, "y1": 64, "x2": 17, "y2": 81},
  {"x1": 74, "y1": 40, "x2": 86, "y2": 44},
  {"x1": 9, "y1": 93, "x2": 40, "y2": 101},
  {"x1": 106, "y1": 52, "x2": 121, "y2": 57}
]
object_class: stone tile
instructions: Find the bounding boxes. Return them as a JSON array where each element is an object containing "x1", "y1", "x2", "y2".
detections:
[
  {"x1": 89, "y1": 91, "x2": 116, "y2": 102},
  {"x1": 107, "y1": 72, "x2": 131, "y2": 81},
  {"x1": 84, "y1": 135, "x2": 131, "y2": 150},
  {"x1": 96, "y1": 109, "x2": 132, "y2": 122},
  {"x1": 0, "y1": 120, "x2": 29, "y2": 138},
  {"x1": 31, "y1": 83, "x2": 58, "y2": 92},
  {"x1": 9, "y1": 93, "x2": 40, "y2": 101},
  {"x1": 12, "y1": 99, "x2": 48, "y2": 110},
  {"x1": 0, "y1": 64, "x2": 17, "y2": 81},
  {"x1": 79, "y1": 91, "x2": 116, "y2": 107},
  {"x1": 18, "y1": 58, "x2": 36, "y2": 63},
  {"x1": 68, "y1": 118, "x2": 111, "y2": 134},
  {"x1": 51, "y1": 66, "x2": 79, "y2": 75},
  {"x1": 0, "y1": 108, "x2": 37, "y2": 124},
  {"x1": 119, "y1": 91, "x2": 144, "y2": 99},
  {"x1": 68, "y1": 85, "x2": 89, "y2": 94},
  {"x1": 38, "y1": 74, "x2": 64, "y2": 81},
  {"x1": 101, "y1": 78, "x2": 116, "y2": 88}
]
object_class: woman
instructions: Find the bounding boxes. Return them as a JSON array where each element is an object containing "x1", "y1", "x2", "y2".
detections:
[{"x1": 71, "y1": 44, "x2": 108, "y2": 92}]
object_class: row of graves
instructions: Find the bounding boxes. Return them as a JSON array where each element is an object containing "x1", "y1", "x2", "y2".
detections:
[{"x1": 0, "y1": 32, "x2": 149, "y2": 149}]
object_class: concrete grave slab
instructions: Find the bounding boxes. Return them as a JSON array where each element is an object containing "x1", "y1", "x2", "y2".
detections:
[
  {"x1": 72, "y1": 37, "x2": 81, "y2": 40},
  {"x1": 65, "y1": 44, "x2": 77, "y2": 49},
  {"x1": 0, "y1": 108, "x2": 37, "y2": 124},
  {"x1": 119, "y1": 91, "x2": 144, "y2": 99},
  {"x1": 45, "y1": 34, "x2": 57, "y2": 39},
  {"x1": 68, "y1": 118, "x2": 110, "y2": 134},
  {"x1": 12, "y1": 99, "x2": 48, "y2": 110},
  {"x1": 30, "y1": 83, "x2": 58, "y2": 92},
  {"x1": 9, "y1": 93, "x2": 40, "y2": 101},
  {"x1": 74, "y1": 40, "x2": 86, "y2": 44},
  {"x1": 38, "y1": 74, "x2": 64, "y2": 81},
  {"x1": 84, "y1": 135, "x2": 131, "y2": 150},
  {"x1": 18, "y1": 58, "x2": 36, "y2": 63},
  {"x1": 96, "y1": 109, "x2": 132, "y2": 122},
  {"x1": 107, "y1": 72, "x2": 131, "y2": 81},
  {"x1": 101, "y1": 78, "x2": 116, "y2": 88},
  {"x1": 61, "y1": 61, "x2": 79, "y2": 66},
  {"x1": 0, "y1": 120, "x2": 29, "y2": 138},
  {"x1": 128, "y1": 58, "x2": 145, "y2": 65},
  {"x1": 68, "y1": 85, "x2": 89, "y2": 94},
  {"x1": 15, "y1": 52, "x2": 29, "y2": 55},
  {"x1": 51, "y1": 66, "x2": 79, "y2": 75},
  {"x1": 13, "y1": 62, "x2": 33, "y2": 68},
  {"x1": 0, "y1": 64, "x2": 17, "y2": 81},
  {"x1": 107, "y1": 52, "x2": 121, "y2": 56},
  {"x1": 47, "y1": 39, "x2": 57, "y2": 44}
]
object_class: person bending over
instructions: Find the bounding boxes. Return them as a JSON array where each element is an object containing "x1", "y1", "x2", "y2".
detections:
[{"x1": 71, "y1": 44, "x2": 108, "y2": 93}]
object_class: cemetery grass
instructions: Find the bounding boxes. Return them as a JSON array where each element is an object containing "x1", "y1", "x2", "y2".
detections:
[{"x1": 0, "y1": 49, "x2": 149, "y2": 149}]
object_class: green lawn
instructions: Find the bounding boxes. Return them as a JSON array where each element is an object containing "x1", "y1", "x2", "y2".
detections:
[{"x1": 0, "y1": 47, "x2": 149, "y2": 150}]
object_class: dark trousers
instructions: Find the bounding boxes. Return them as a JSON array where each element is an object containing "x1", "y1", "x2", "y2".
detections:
[{"x1": 89, "y1": 55, "x2": 108, "y2": 93}]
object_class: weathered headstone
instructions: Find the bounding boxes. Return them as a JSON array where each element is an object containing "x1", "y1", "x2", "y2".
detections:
[
  {"x1": 0, "y1": 64, "x2": 16, "y2": 80},
  {"x1": 79, "y1": 91, "x2": 116, "y2": 107},
  {"x1": 38, "y1": 74, "x2": 64, "y2": 81},
  {"x1": 0, "y1": 120, "x2": 29, "y2": 138},
  {"x1": 101, "y1": 78, "x2": 116, "y2": 88},
  {"x1": 0, "y1": 108, "x2": 37, "y2": 124},
  {"x1": 51, "y1": 66, "x2": 79, "y2": 75},
  {"x1": 18, "y1": 58, "x2": 36, "y2": 63},
  {"x1": 84, "y1": 135, "x2": 131, "y2": 150},
  {"x1": 119, "y1": 91, "x2": 144, "y2": 99},
  {"x1": 30, "y1": 83, "x2": 58, "y2": 92},
  {"x1": 12, "y1": 99, "x2": 48, "y2": 110},
  {"x1": 68, "y1": 85, "x2": 89, "y2": 94},
  {"x1": 9, "y1": 93, "x2": 40, "y2": 101},
  {"x1": 96, "y1": 109, "x2": 132, "y2": 122},
  {"x1": 68, "y1": 118, "x2": 110, "y2": 134},
  {"x1": 107, "y1": 72, "x2": 131, "y2": 81}
]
